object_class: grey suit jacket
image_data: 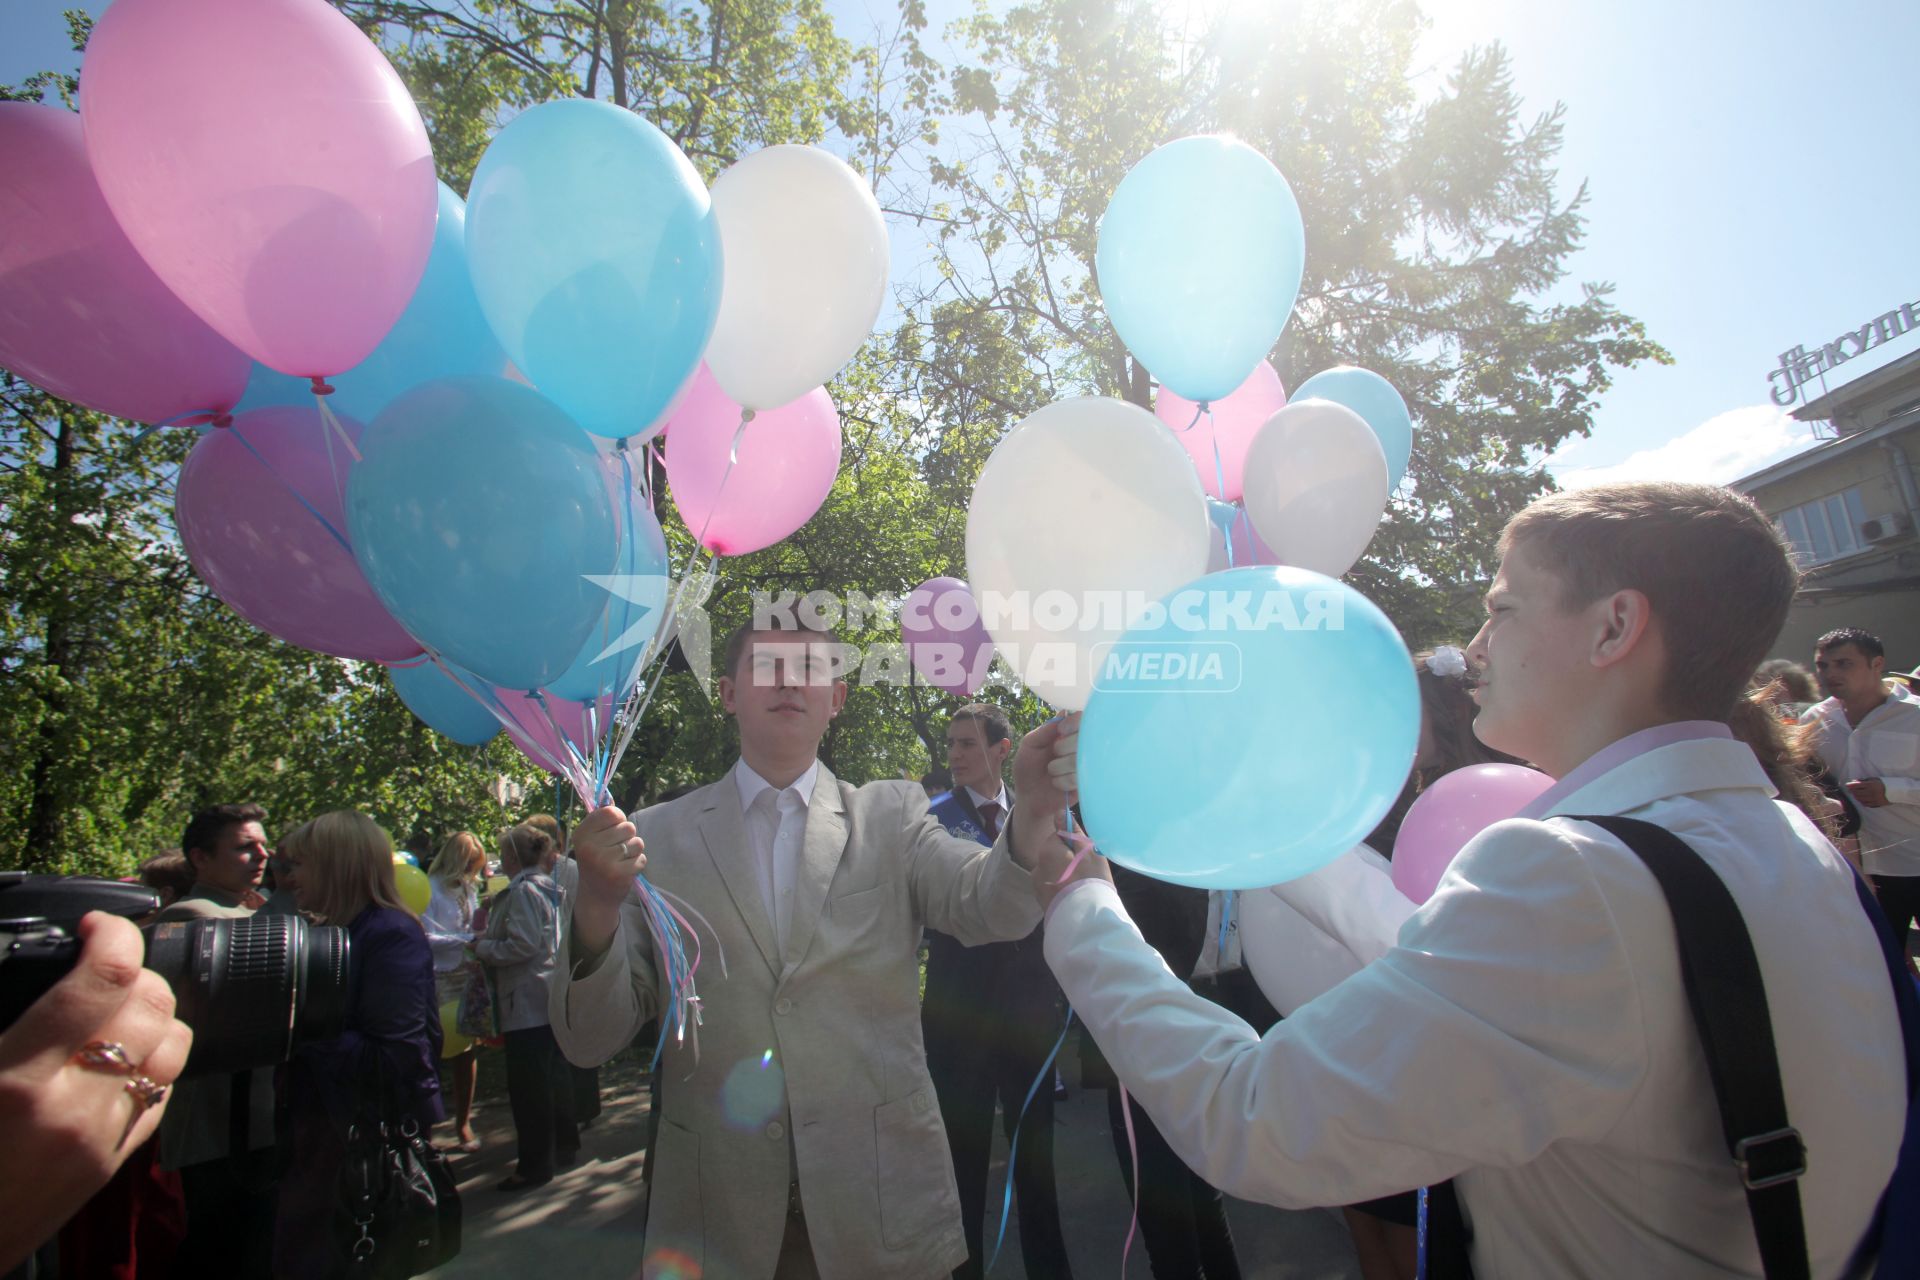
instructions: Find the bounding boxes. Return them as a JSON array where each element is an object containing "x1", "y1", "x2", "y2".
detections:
[{"x1": 551, "y1": 763, "x2": 1040, "y2": 1280}]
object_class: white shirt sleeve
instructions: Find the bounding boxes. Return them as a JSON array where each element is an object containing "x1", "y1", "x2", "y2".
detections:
[
  {"x1": 420, "y1": 882, "x2": 470, "y2": 972},
  {"x1": 1044, "y1": 819, "x2": 1649, "y2": 1208},
  {"x1": 1266, "y1": 844, "x2": 1414, "y2": 969}
]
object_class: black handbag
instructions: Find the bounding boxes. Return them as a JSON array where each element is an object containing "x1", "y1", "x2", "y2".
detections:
[{"x1": 337, "y1": 1048, "x2": 463, "y2": 1278}]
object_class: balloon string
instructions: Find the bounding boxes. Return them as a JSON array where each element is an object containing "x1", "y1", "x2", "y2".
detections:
[
  {"x1": 652, "y1": 882, "x2": 728, "y2": 982},
  {"x1": 1208, "y1": 406, "x2": 1236, "y2": 567},
  {"x1": 596, "y1": 520, "x2": 701, "y2": 803},
  {"x1": 1417, "y1": 1187, "x2": 1431, "y2": 1280},
  {"x1": 224, "y1": 421, "x2": 354, "y2": 555},
  {"x1": 1119, "y1": 1082, "x2": 1141, "y2": 1278},
  {"x1": 584, "y1": 443, "x2": 637, "y2": 800},
  {"x1": 687, "y1": 407, "x2": 753, "y2": 554},
  {"x1": 529, "y1": 687, "x2": 596, "y2": 803},
  {"x1": 133, "y1": 407, "x2": 230, "y2": 443},
  {"x1": 311, "y1": 384, "x2": 362, "y2": 462},
  {"x1": 986, "y1": 1008, "x2": 1077, "y2": 1274},
  {"x1": 421, "y1": 650, "x2": 575, "y2": 780},
  {"x1": 316, "y1": 389, "x2": 348, "y2": 513},
  {"x1": 599, "y1": 621, "x2": 681, "y2": 801}
]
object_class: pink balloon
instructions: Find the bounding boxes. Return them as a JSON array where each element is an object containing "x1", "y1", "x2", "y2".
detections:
[
  {"x1": 496, "y1": 690, "x2": 613, "y2": 776},
  {"x1": 175, "y1": 406, "x2": 423, "y2": 662},
  {"x1": 80, "y1": 0, "x2": 438, "y2": 377},
  {"x1": 1391, "y1": 764, "x2": 1557, "y2": 905},
  {"x1": 664, "y1": 365, "x2": 842, "y2": 555},
  {"x1": 1157, "y1": 361, "x2": 1287, "y2": 502},
  {"x1": 0, "y1": 104, "x2": 249, "y2": 425},
  {"x1": 901, "y1": 577, "x2": 995, "y2": 696}
]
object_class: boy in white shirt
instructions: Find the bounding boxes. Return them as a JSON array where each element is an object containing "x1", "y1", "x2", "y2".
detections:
[{"x1": 1036, "y1": 481, "x2": 1907, "y2": 1279}]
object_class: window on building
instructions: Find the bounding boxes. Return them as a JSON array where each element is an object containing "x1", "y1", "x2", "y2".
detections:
[{"x1": 1776, "y1": 487, "x2": 1869, "y2": 566}]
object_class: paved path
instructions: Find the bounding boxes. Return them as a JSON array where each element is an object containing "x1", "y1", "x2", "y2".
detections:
[{"x1": 428, "y1": 1047, "x2": 1360, "y2": 1279}]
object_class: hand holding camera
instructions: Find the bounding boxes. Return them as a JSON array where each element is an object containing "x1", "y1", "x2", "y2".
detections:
[{"x1": 0, "y1": 912, "x2": 191, "y2": 1272}]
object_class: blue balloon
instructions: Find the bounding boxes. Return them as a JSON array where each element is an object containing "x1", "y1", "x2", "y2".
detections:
[
  {"x1": 389, "y1": 660, "x2": 500, "y2": 746},
  {"x1": 546, "y1": 495, "x2": 670, "y2": 702},
  {"x1": 1292, "y1": 367, "x2": 1414, "y2": 489},
  {"x1": 347, "y1": 375, "x2": 618, "y2": 692},
  {"x1": 465, "y1": 99, "x2": 722, "y2": 441},
  {"x1": 1096, "y1": 136, "x2": 1305, "y2": 404},
  {"x1": 233, "y1": 183, "x2": 509, "y2": 423},
  {"x1": 1078, "y1": 566, "x2": 1418, "y2": 889}
]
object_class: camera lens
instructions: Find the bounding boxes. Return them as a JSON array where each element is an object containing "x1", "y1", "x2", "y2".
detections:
[{"x1": 146, "y1": 914, "x2": 351, "y2": 1078}]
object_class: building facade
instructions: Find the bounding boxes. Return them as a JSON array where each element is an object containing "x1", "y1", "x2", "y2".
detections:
[{"x1": 1733, "y1": 347, "x2": 1920, "y2": 669}]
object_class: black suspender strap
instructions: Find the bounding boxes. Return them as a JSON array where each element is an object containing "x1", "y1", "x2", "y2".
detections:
[{"x1": 1570, "y1": 815, "x2": 1809, "y2": 1280}]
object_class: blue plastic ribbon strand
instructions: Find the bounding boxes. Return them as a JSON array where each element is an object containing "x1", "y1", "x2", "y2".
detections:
[
  {"x1": 1417, "y1": 1185, "x2": 1431, "y2": 1279},
  {"x1": 986, "y1": 1008, "x2": 1077, "y2": 1274},
  {"x1": 225, "y1": 422, "x2": 354, "y2": 556}
]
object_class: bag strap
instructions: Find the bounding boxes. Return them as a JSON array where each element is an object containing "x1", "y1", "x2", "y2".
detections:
[
  {"x1": 1569, "y1": 815, "x2": 1809, "y2": 1280},
  {"x1": 1846, "y1": 873, "x2": 1920, "y2": 1275}
]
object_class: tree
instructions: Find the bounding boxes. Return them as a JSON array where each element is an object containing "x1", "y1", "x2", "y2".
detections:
[
  {"x1": 895, "y1": 0, "x2": 1669, "y2": 648},
  {"x1": 1, "y1": 0, "x2": 1674, "y2": 867},
  {"x1": 336, "y1": 0, "x2": 857, "y2": 188}
]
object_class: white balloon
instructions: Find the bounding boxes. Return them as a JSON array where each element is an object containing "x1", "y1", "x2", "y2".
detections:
[
  {"x1": 1241, "y1": 398, "x2": 1389, "y2": 577},
  {"x1": 705, "y1": 145, "x2": 889, "y2": 411},
  {"x1": 965, "y1": 397, "x2": 1211, "y2": 710}
]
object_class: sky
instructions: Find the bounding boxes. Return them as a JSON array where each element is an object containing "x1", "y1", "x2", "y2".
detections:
[{"x1": 6, "y1": 0, "x2": 1916, "y2": 489}]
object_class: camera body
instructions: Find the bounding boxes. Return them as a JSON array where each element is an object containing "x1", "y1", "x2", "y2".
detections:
[{"x1": 0, "y1": 872, "x2": 351, "y2": 1077}]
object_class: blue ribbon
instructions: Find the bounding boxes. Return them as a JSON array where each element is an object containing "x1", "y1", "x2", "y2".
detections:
[
  {"x1": 986, "y1": 1007, "x2": 1077, "y2": 1274},
  {"x1": 1417, "y1": 1185, "x2": 1430, "y2": 1279},
  {"x1": 225, "y1": 422, "x2": 354, "y2": 555}
]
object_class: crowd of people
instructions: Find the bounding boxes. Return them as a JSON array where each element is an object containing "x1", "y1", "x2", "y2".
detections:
[
  {"x1": 5, "y1": 478, "x2": 1917, "y2": 1279},
  {"x1": 3, "y1": 798, "x2": 621, "y2": 1278}
]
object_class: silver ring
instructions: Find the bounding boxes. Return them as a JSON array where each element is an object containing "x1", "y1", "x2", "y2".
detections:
[{"x1": 76, "y1": 1040, "x2": 135, "y2": 1074}]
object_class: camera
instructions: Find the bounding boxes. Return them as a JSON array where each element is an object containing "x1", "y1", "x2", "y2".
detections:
[{"x1": 0, "y1": 872, "x2": 351, "y2": 1077}]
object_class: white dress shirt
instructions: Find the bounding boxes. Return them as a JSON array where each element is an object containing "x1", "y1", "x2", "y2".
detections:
[
  {"x1": 1801, "y1": 684, "x2": 1920, "y2": 875},
  {"x1": 964, "y1": 783, "x2": 1008, "y2": 836},
  {"x1": 734, "y1": 758, "x2": 819, "y2": 960},
  {"x1": 1046, "y1": 727, "x2": 1906, "y2": 1278}
]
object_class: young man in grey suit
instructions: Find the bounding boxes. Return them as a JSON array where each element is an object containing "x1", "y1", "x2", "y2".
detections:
[{"x1": 559, "y1": 618, "x2": 1079, "y2": 1279}]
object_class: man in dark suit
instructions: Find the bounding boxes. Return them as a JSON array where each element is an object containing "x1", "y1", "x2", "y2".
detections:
[{"x1": 922, "y1": 705, "x2": 1074, "y2": 1280}]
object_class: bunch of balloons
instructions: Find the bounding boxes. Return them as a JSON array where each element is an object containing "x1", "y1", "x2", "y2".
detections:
[
  {"x1": 952, "y1": 135, "x2": 1428, "y2": 890},
  {"x1": 0, "y1": 0, "x2": 891, "y2": 789}
]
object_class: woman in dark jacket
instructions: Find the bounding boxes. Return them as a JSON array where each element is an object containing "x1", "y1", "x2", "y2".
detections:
[{"x1": 276, "y1": 811, "x2": 444, "y2": 1278}]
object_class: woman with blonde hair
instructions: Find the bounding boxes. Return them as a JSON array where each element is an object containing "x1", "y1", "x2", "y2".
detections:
[
  {"x1": 275, "y1": 812, "x2": 444, "y2": 1278},
  {"x1": 423, "y1": 830, "x2": 488, "y2": 1152},
  {"x1": 473, "y1": 822, "x2": 578, "y2": 1191}
]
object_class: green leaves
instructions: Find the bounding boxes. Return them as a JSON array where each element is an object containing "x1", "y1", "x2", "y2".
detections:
[{"x1": 0, "y1": 0, "x2": 1673, "y2": 867}]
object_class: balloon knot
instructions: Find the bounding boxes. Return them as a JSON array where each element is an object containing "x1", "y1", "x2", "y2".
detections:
[
  {"x1": 211, "y1": 414, "x2": 233, "y2": 429},
  {"x1": 308, "y1": 377, "x2": 336, "y2": 396},
  {"x1": 740, "y1": 409, "x2": 756, "y2": 425}
]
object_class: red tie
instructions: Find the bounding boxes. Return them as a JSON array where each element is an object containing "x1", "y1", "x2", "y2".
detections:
[{"x1": 979, "y1": 801, "x2": 1002, "y2": 841}]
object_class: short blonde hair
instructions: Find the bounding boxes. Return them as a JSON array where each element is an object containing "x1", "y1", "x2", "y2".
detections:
[
  {"x1": 287, "y1": 811, "x2": 413, "y2": 926},
  {"x1": 428, "y1": 831, "x2": 487, "y2": 889},
  {"x1": 1500, "y1": 482, "x2": 1798, "y2": 721}
]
